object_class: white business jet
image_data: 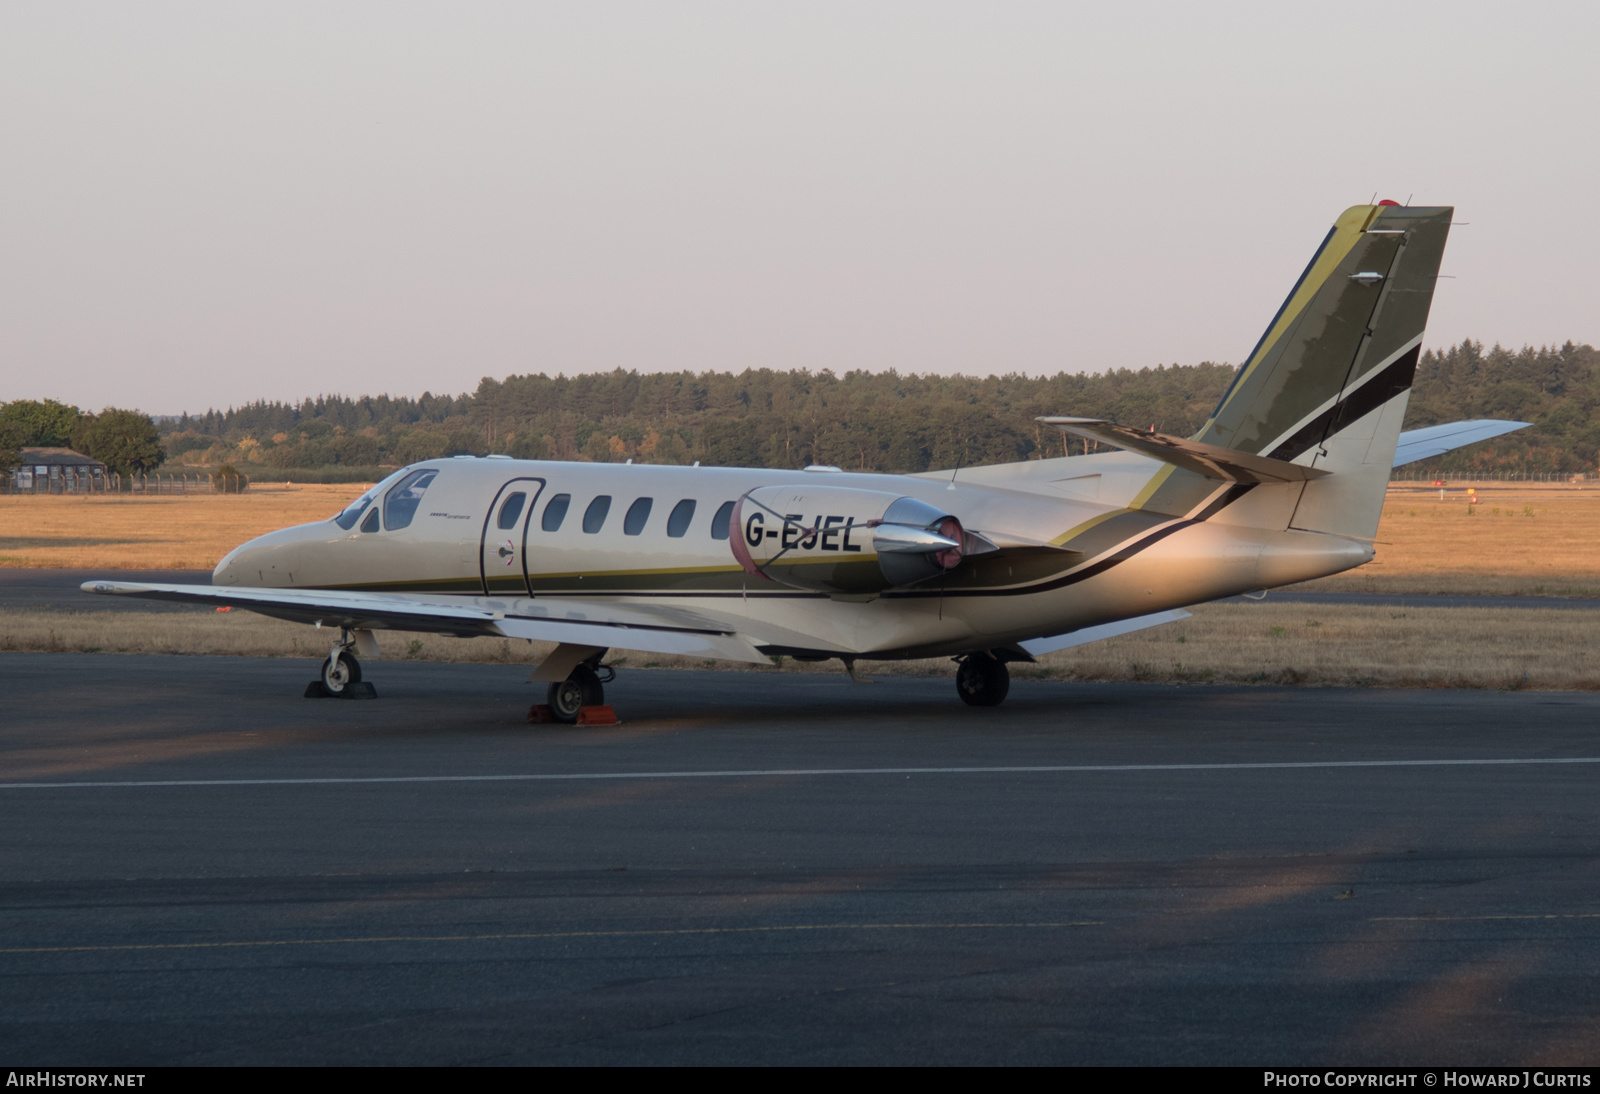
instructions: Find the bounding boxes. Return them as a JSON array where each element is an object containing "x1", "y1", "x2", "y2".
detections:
[{"x1": 84, "y1": 202, "x2": 1525, "y2": 719}]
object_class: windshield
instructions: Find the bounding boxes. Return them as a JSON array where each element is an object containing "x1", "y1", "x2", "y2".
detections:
[
  {"x1": 332, "y1": 468, "x2": 413, "y2": 530},
  {"x1": 384, "y1": 468, "x2": 439, "y2": 530},
  {"x1": 334, "y1": 489, "x2": 378, "y2": 530}
]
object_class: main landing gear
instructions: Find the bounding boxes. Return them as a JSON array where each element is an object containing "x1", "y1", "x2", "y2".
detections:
[
  {"x1": 545, "y1": 657, "x2": 617, "y2": 723},
  {"x1": 955, "y1": 651, "x2": 1010, "y2": 707}
]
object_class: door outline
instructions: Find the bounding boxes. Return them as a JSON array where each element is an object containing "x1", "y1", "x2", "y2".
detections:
[{"x1": 479, "y1": 477, "x2": 546, "y2": 595}]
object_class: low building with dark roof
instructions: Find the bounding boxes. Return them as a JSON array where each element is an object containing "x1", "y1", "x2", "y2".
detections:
[{"x1": 8, "y1": 447, "x2": 110, "y2": 492}]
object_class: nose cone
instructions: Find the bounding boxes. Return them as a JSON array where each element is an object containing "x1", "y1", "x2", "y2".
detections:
[
  {"x1": 213, "y1": 522, "x2": 327, "y2": 587},
  {"x1": 213, "y1": 544, "x2": 246, "y2": 586},
  {"x1": 213, "y1": 533, "x2": 277, "y2": 587}
]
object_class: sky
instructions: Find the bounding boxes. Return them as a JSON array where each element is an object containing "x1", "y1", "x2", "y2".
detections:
[{"x1": 2, "y1": 1, "x2": 1597, "y2": 415}]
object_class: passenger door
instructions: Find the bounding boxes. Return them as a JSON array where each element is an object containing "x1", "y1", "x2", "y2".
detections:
[{"x1": 479, "y1": 478, "x2": 546, "y2": 595}]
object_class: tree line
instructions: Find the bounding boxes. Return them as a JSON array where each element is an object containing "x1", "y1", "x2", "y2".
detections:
[
  {"x1": 4, "y1": 339, "x2": 1596, "y2": 479},
  {"x1": 152, "y1": 363, "x2": 1241, "y2": 476}
]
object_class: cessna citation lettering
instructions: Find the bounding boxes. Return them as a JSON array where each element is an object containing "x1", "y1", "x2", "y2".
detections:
[{"x1": 86, "y1": 203, "x2": 1525, "y2": 720}]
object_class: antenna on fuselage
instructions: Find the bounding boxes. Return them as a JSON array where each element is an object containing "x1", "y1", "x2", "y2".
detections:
[{"x1": 948, "y1": 445, "x2": 968, "y2": 491}]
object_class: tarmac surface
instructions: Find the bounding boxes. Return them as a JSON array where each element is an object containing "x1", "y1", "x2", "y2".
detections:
[
  {"x1": 4, "y1": 652, "x2": 1600, "y2": 1065},
  {"x1": 0, "y1": 569, "x2": 212, "y2": 612},
  {"x1": 6, "y1": 567, "x2": 1600, "y2": 613}
]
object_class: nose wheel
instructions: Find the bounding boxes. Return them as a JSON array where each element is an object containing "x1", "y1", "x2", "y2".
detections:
[
  {"x1": 956, "y1": 652, "x2": 1010, "y2": 707},
  {"x1": 546, "y1": 662, "x2": 607, "y2": 723},
  {"x1": 305, "y1": 628, "x2": 378, "y2": 698},
  {"x1": 321, "y1": 651, "x2": 362, "y2": 695}
]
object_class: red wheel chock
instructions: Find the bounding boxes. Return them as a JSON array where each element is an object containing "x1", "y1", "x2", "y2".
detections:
[{"x1": 526, "y1": 704, "x2": 619, "y2": 725}]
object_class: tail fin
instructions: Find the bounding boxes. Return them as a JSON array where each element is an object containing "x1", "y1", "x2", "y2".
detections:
[{"x1": 1136, "y1": 203, "x2": 1452, "y2": 538}]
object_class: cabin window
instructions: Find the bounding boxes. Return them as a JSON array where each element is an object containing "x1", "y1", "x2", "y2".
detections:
[
  {"x1": 666, "y1": 499, "x2": 696, "y2": 538},
  {"x1": 541, "y1": 493, "x2": 571, "y2": 532},
  {"x1": 360, "y1": 508, "x2": 380, "y2": 534},
  {"x1": 623, "y1": 497, "x2": 653, "y2": 536},
  {"x1": 496, "y1": 492, "x2": 527, "y2": 530},
  {"x1": 383, "y1": 469, "x2": 438, "y2": 531},
  {"x1": 582, "y1": 495, "x2": 612, "y2": 534},
  {"x1": 710, "y1": 500, "x2": 736, "y2": 540}
]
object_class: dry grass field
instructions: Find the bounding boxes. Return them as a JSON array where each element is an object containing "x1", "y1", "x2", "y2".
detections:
[
  {"x1": 4, "y1": 478, "x2": 1599, "y2": 595},
  {"x1": 0, "y1": 484, "x2": 367, "y2": 569},
  {"x1": 1303, "y1": 481, "x2": 1600, "y2": 597},
  {"x1": 3, "y1": 477, "x2": 1599, "y2": 691},
  {"x1": 3, "y1": 600, "x2": 1595, "y2": 691}
]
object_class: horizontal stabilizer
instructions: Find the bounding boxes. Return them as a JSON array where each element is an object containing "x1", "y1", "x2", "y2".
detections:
[
  {"x1": 1038, "y1": 418, "x2": 1330, "y2": 484},
  {"x1": 1018, "y1": 609, "x2": 1191, "y2": 657},
  {"x1": 1392, "y1": 420, "x2": 1531, "y2": 468}
]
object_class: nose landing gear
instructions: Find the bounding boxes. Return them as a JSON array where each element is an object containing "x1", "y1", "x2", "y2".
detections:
[
  {"x1": 304, "y1": 628, "x2": 379, "y2": 699},
  {"x1": 320, "y1": 650, "x2": 362, "y2": 695}
]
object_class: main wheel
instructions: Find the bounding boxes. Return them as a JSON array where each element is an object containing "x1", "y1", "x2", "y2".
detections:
[
  {"x1": 546, "y1": 663, "x2": 604, "y2": 724},
  {"x1": 321, "y1": 651, "x2": 362, "y2": 696},
  {"x1": 956, "y1": 653, "x2": 1009, "y2": 707}
]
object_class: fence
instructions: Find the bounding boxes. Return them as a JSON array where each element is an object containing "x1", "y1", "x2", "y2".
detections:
[
  {"x1": 1390, "y1": 470, "x2": 1591, "y2": 483},
  {"x1": 1, "y1": 472, "x2": 249, "y2": 495},
  {"x1": 0, "y1": 468, "x2": 112, "y2": 494}
]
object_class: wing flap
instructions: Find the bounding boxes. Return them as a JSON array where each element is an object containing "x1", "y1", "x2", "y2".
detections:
[
  {"x1": 1018, "y1": 609, "x2": 1191, "y2": 657},
  {"x1": 495, "y1": 607, "x2": 771, "y2": 664}
]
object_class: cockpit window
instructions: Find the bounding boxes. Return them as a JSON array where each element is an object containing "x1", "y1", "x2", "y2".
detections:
[
  {"x1": 334, "y1": 489, "x2": 378, "y2": 530},
  {"x1": 383, "y1": 469, "x2": 438, "y2": 531},
  {"x1": 496, "y1": 492, "x2": 527, "y2": 530},
  {"x1": 333, "y1": 468, "x2": 411, "y2": 531},
  {"x1": 360, "y1": 508, "x2": 380, "y2": 533}
]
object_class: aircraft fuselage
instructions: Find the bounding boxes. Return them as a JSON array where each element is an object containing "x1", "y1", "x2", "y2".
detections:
[{"x1": 214, "y1": 455, "x2": 1370, "y2": 660}]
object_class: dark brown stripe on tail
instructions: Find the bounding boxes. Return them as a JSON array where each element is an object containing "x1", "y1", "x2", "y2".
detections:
[{"x1": 1268, "y1": 344, "x2": 1420, "y2": 462}]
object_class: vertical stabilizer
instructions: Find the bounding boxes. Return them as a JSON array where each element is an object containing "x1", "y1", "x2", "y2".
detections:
[{"x1": 1134, "y1": 203, "x2": 1451, "y2": 537}]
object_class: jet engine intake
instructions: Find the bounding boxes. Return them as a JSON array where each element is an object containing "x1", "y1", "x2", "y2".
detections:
[{"x1": 729, "y1": 486, "x2": 968, "y2": 594}]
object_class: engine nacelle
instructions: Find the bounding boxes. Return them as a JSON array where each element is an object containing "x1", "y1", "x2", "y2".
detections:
[{"x1": 729, "y1": 485, "x2": 966, "y2": 594}]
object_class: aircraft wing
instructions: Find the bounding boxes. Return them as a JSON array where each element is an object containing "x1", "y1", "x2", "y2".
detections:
[
  {"x1": 1391, "y1": 420, "x2": 1531, "y2": 467},
  {"x1": 1017, "y1": 609, "x2": 1191, "y2": 657},
  {"x1": 79, "y1": 581, "x2": 776, "y2": 664}
]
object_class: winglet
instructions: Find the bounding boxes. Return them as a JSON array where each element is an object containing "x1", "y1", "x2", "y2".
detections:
[{"x1": 1037, "y1": 418, "x2": 1330, "y2": 484}]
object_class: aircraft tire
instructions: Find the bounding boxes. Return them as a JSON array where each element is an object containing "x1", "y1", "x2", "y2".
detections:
[
  {"x1": 956, "y1": 653, "x2": 1009, "y2": 707},
  {"x1": 320, "y1": 652, "x2": 362, "y2": 696},
  {"x1": 547, "y1": 663, "x2": 604, "y2": 724}
]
